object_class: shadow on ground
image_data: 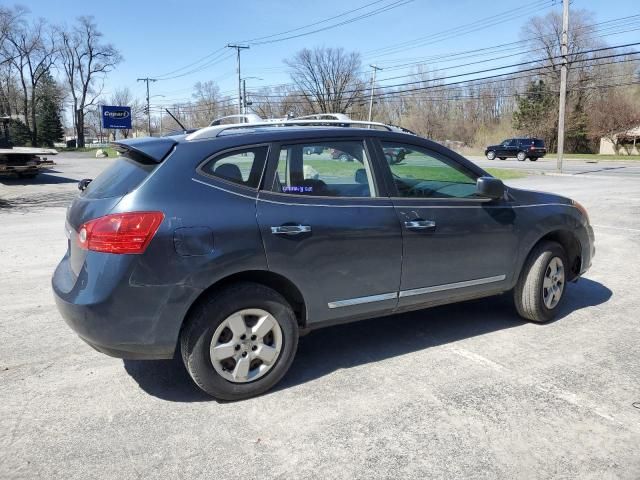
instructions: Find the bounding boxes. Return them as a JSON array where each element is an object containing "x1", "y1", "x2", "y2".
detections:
[
  {"x1": 0, "y1": 172, "x2": 78, "y2": 186},
  {"x1": 0, "y1": 191, "x2": 77, "y2": 210},
  {"x1": 123, "y1": 277, "x2": 611, "y2": 402}
]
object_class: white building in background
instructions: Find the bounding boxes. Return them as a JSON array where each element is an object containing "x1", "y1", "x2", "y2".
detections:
[{"x1": 599, "y1": 126, "x2": 640, "y2": 155}]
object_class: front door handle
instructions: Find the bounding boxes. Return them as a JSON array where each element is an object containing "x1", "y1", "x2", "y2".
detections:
[
  {"x1": 270, "y1": 225, "x2": 312, "y2": 235},
  {"x1": 404, "y1": 220, "x2": 436, "y2": 230}
]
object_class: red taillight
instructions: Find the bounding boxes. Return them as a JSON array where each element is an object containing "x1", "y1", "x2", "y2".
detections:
[
  {"x1": 77, "y1": 211, "x2": 164, "y2": 254},
  {"x1": 530, "y1": 145, "x2": 535, "y2": 150}
]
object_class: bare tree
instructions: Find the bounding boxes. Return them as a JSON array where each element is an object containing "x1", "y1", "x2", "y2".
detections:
[
  {"x1": 285, "y1": 47, "x2": 365, "y2": 113},
  {"x1": 4, "y1": 17, "x2": 57, "y2": 145},
  {"x1": 251, "y1": 85, "x2": 311, "y2": 119},
  {"x1": 589, "y1": 89, "x2": 640, "y2": 153},
  {"x1": 59, "y1": 16, "x2": 122, "y2": 147},
  {"x1": 0, "y1": 5, "x2": 27, "y2": 66},
  {"x1": 191, "y1": 80, "x2": 223, "y2": 127}
]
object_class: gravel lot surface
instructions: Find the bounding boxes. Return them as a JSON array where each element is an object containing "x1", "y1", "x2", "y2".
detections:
[{"x1": 1, "y1": 153, "x2": 638, "y2": 479}]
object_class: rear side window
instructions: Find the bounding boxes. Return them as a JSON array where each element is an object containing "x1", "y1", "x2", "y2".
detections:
[
  {"x1": 83, "y1": 155, "x2": 156, "y2": 199},
  {"x1": 200, "y1": 146, "x2": 268, "y2": 189},
  {"x1": 534, "y1": 139, "x2": 545, "y2": 147}
]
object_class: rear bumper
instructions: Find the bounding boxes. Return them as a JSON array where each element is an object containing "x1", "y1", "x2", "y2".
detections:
[
  {"x1": 53, "y1": 293, "x2": 175, "y2": 360},
  {"x1": 52, "y1": 252, "x2": 194, "y2": 360}
]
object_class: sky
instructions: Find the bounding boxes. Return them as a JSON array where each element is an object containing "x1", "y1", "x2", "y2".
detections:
[{"x1": 15, "y1": 0, "x2": 640, "y2": 114}]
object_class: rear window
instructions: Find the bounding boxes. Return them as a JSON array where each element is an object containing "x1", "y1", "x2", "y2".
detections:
[
  {"x1": 82, "y1": 155, "x2": 156, "y2": 199},
  {"x1": 533, "y1": 139, "x2": 545, "y2": 147}
]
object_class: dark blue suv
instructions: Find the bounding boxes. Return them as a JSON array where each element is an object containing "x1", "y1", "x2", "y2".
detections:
[{"x1": 52, "y1": 120, "x2": 594, "y2": 400}]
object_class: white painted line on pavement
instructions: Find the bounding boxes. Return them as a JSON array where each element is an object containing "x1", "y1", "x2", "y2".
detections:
[{"x1": 592, "y1": 224, "x2": 640, "y2": 233}]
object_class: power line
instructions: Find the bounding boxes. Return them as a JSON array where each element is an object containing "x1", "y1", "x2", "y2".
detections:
[
  {"x1": 150, "y1": 0, "x2": 411, "y2": 82},
  {"x1": 158, "y1": 14, "x2": 639, "y2": 101},
  {"x1": 364, "y1": 0, "x2": 555, "y2": 58},
  {"x1": 153, "y1": 46, "x2": 227, "y2": 79},
  {"x1": 154, "y1": 51, "x2": 235, "y2": 81},
  {"x1": 246, "y1": 44, "x2": 640, "y2": 100},
  {"x1": 248, "y1": 1, "x2": 414, "y2": 45},
  {"x1": 236, "y1": 0, "x2": 389, "y2": 44}
]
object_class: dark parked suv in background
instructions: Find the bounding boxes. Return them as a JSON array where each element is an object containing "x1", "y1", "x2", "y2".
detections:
[
  {"x1": 485, "y1": 138, "x2": 546, "y2": 161},
  {"x1": 53, "y1": 119, "x2": 593, "y2": 400}
]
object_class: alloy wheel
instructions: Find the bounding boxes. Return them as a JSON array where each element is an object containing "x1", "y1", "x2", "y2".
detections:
[
  {"x1": 209, "y1": 308, "x2": 283, "y2": 383},
  {"x1": 542, "y1": 256, "x2": 565, "y2": 309}
]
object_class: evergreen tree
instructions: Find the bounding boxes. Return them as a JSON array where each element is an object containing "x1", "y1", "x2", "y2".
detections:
[
  {"x1": 7, "y1": 118, "x2": 31, "y2": 146},
  {"x1": 35, "y1": 73, "x2": 64, "y2": 147},
  {"x1": 512, "y1": 80, "x2": 557, "y2": 150},
  {"x1": 566, "y1": 95, "x2": 590, "y2": 153}
]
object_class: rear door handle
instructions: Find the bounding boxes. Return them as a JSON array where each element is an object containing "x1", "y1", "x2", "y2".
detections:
[
  {"x1": 404, "y1": 220, "x2": 436, "y2": 230},
  {"x1": 270, "y1": 225, "x2": 312, "y2": 235}
]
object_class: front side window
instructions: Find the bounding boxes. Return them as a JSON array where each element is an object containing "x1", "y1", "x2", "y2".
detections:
[
  {"x1": 272, "y1": 140, "x2": 375, "y2": 198},
  {"x1": 200, "y1": 146, "x2": 268, "y2": 189},
  {"x1": 382, "y1": 142, "x2": 479, "y2": 199}
]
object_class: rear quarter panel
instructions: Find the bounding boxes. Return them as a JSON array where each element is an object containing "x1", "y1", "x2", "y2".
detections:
[{"x1": 108, "y1": 140, "x2": 269, "y2": 344}]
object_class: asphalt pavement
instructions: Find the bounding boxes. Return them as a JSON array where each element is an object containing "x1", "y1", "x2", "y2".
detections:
[{"x1": 1, "y1": 153, "x2": 639, "y2": 479}]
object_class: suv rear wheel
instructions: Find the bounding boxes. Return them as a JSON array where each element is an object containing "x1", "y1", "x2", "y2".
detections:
[
  {"x1": 514, "y1": 241, "x2": 568, "y2": 323},
  {"x1": 180, "y1": 282, "x2": 299, "y2": 400},
  {"x1": 516, "y1": 151, "x2": 527, "y2": 161}
]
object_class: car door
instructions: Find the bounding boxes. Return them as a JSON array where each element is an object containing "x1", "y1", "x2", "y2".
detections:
[
  {"x1": 376, "y1": 139, "x2": 518, "y2": 308},
  {"x1": 256, "y1": 138, "x2": 402, "y2": 325},
  {"x1": 505, "y1": 139, "x2": 519, "y2": 157},
  {"x1": 494, "y1": 140, "x2": 508, "y2": 158}
]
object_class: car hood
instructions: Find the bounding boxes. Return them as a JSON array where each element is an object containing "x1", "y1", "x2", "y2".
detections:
[
  {"x1": 507, "y1": 186, "x2": 572, "y2": 205},
  {"x1": 486, "y1": 144, "x2": 502, "y2": 150}
]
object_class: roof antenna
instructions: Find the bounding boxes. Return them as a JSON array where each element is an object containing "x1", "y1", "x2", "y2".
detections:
[{"x1": 165, "y1": 108, "x2": 186, "y2": 131}]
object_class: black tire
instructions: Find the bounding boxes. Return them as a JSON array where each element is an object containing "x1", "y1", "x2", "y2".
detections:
[
  {"x1": 516, "y1": 151, "x2": 527, "y2": 161},
  {"x1": 486, "y1": 151, "x2": 496, "y2": 160},
  {"x1": 529, "y1": 157, "x2": 538, "y2": 162},
  {"x1": 180, "y1": 282, "x2": 299, "y2": 401},
  {"x1": 339, "y1": 153, "x2": 352, "y2": 162},
  {"x1": 514, "y1": 241, "x2": 568, "y2": 323},
  {"x1": 499, "y1": 157, "x2": 506, "y2": 160}
]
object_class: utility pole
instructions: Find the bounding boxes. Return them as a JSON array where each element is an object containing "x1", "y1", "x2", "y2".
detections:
[
  {"x1": 137, "y1": 77, "x2": 157, "y2": 136},
  {"x1": 556, "y1": 0, "x2": 569, "y2": 172},
  {"x1": 242, "y1": 79, "x2": 247, "y2": 115},
  {"x1": 368, "y1": 64, "x2": 383, "y2": 123},
  {"x1": 227, "y1": 44, "x2": 249, "y2": 116}
]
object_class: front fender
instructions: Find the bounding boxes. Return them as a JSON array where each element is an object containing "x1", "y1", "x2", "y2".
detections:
[{"x1": 509, "y1": 203, "x2": 589, "y2": 287}]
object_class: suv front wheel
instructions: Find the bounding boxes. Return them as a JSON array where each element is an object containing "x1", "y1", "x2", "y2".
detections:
[
  {"x1": 516, "y1": 151, "x2": 527, "y2": 161},
  {"x1": 486, "y1": 151, "x2": 496, "y2": 160},
  {"x1": 514, "y1": 241, "x2": 568, "y2": 323},
  {"x1": 180, "y1": 282, "x2": 299, "y2": 400}
]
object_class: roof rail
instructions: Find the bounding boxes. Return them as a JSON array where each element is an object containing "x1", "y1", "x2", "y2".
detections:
[
  {"x1": 295, "y1": 113, "x2": 351, "y2": 121},
  {"x1": 185, "y1": 119, "x2": 398, "y2": 141},
  {"x1": 209, "y1": 114, "x2": 263, "y2": 126}
]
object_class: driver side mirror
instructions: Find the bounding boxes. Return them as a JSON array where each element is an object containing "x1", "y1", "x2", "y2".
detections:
[{"x1": 476, "y1": 176, "x2": 504, "y2": 199}]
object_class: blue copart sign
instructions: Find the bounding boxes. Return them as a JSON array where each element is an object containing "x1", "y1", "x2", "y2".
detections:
[{"x1": 102, "y1": 106, "x2": 132, "y2": 129}]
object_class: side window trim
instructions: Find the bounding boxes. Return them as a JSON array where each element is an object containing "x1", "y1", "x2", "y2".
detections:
[
  {"x1": 196, "y1": 143, "x2": 270, "y2": 191},
  {"x1": 263, "y1": 137, "x2": 381, "y2": 200}
]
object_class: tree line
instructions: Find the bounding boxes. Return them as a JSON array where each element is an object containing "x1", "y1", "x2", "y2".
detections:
[
  {"x1": 1, "y1": 6, "x2": 121, "y2": 148},
  {"x1": 2, "y1": 5, "x2": 639, "y2": 153}
]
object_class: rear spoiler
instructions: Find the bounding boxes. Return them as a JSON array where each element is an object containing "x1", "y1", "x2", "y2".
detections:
[{"x1": 112, "y1": 137, "x2": 177, "y2": 163}]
